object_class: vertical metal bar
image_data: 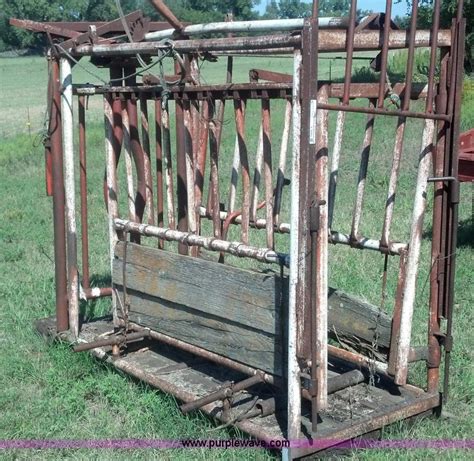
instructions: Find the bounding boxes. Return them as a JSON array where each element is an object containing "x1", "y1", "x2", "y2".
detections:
[
  {"x1": 286, "y1": 47, "x2": 303, "y2": 450},
  {"x1": 350, "y1": 99, "x2": 375, "y2": 241},
  {"x1": 234, "y1": 98, "x2": 250, "y2": 244},
  {"x1": 50, "y1": 57, "x2": 68, "y2": 332},
  {"x1": 298, "y1": 21, "x2": 313, "y2": 369},
  {"x1": 78, "y1": 95, "x2": 89, "y2": 290},
  {"x1": 162, "y1": 99, "x2": 176, "y2": 230},
  {"x1": 443, "y1": 13, "x2": 465, "y2": 402},
  {"x1": 328, "y1": 109, "x2": 345, "y2": 229},
  {"x1": 140, "y1": 96, "x2": 155, "y2": 225},
  {"x1": 228, "y1": 135, "x2": 241, "y2": 213},
  {"x1": 377, "y1": 0, "x2": 393, "y2": 107},
  {"x1": 208, "y1": 100, "x2": 221, "y2": 239},
  {"x1": 250, "y1": 124, "x2": 264, "y2": 222},
  {"x1": 184, "y1": 99, "x2": 198, "y2": 255},
  {"x1": 426, "y1": 0, "x2": 441, "y2": 113},
  {"x1": 175, "y1": 92, "x2": 189, "y2": 254},
  {"x1": 45, "y1": 62, "x2": 53, "y2": 197},
  {"x1": 214, "y1": 14, "x2": 234, "y2": 156},
  {"x1": 121, "y1": 104, "x2": 136, "y2": 221},
  {"x1": 313, "y1": 84, "x2": 329, "y2": 413},
  {"x1": 381, "y1": 1, "x2": 418, "y2": 247},
  {"x1": 104, "y1": 94, "x2": 121, "y2": 327},
  {"x1": 428, "y1": 49, "x2": 448, "y2": 393},
  {"x1": 195, "y1": 98, "x2": 209, "y2": 221},
  {"x1": 274, "y1": 99, "x2": 291, "y2": 225},
  {"x1": 155, "y1": 98, "x2": 165, "y2": 249},
  {"x1": 394, "y1": 119, "x2": 435, "y2": 385},
  {"x1": 326, "y1": 0, "x2": 354, "y2": 230},
  {"x1": 342, "y1": 0, "x2": 357, "y2": 104},
  {"x1": 60, "y1": 57, "x2": 79, "y2": 338},
  {"x1": 127, "y1": 97, "x2": 146, "y2": 227},
  {"x1": 261, "y1": 98, "x2": 274, "y2": 249},
  {"x1": 388, "y1": 249, "x2": 407, "y2": 375},
  {"x1": 103, "y1": 66, "x2": 123, "y2": 209}
]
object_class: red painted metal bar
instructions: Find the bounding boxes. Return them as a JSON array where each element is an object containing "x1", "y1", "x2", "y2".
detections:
[
  {"x1": 154, "y1": 99, "x2": 164, "y2": 249},
  {"x1": 342, "y1": 0, "x2": 357, "y2": 105},
  {"x1": 350, "y1": 99, "x2": 375, "y2": 242},
  {"x1": 233, "y1": 98, "x2": 250, "y2": 245},
  {"x1": 315, "y1": 102, "x2": 449, "y2": 121},
  {"x1": 140, "y1": 96, "x2": 155, "y2": 225},
  {"x1": 426, "y1": 0, "x2": 442, "y2": 113},
  {"x1": 261, "y1": 98, "x2": 274, "y2": 249},
  {"x1": 195, "y1": 98, "x2": 209, "y2": 222},
  {"x1": 380, "y1": 1, "x2": 418, "y2": 248},
  {"x1": 148, "y1": 0, "x2": 185, "y2": 33},
  {"x1": 442, "y1": 11, "x2": 465, "y2": 402},
  {"x1": 49, "y1": 57, "x2": 68, "y2": 332},
  {"x1": 208, "y1": 100, "x2": 221, "y2": 239},
  {"x1": 127, "y1": 97, "x2": 146, "y2": 228},
  {"x1": 377, "y1": 0, "x2": 393, "y2": 108},
  {"x1": 175, "y1": 64, "x2": 189, "y2": 255}
]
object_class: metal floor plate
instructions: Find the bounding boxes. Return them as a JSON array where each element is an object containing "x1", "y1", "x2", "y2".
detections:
[{"x1": 36, "y1": 317, "x2": 440, "y2": 456}]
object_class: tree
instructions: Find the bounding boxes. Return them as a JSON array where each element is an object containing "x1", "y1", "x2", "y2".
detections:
[
  {"x1": 397, "y1": 0, "x2": 473, "y2": 73},
  {"x1": 319, "y1": 0, "x2": 349, "y2": 16},
  {"x1": 143, "y1": 0, "x2": 259, "y2": 23},
  {"x1": 0, "y1": 0, "x2": 136, "y2": 50},
  {"x1": 0, "y1": 0, "x2": 259, "y2": 51}
]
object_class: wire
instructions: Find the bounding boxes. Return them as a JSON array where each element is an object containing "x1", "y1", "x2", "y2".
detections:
[{"x1": 54, "y1": 42, "x2": 173, "y2": 85}]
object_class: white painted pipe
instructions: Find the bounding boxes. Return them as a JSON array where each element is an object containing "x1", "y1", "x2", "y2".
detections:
[
  {"x1": 103, "y1": 95, "x2": 120, "y2": 327},
  {"x1": 286, "y1": 49, "x2": 303, "y2": 452},
  {"x1": 394, "y1": 119, "x2": 435, "y2": 385},
  {"x1": 145, "y1": 17, "x2": 350, "y2": 41},
  {"x1": 121, "y1": 106, "x2": 136, "y2": 221},
  {"x1": 314, "y1": 85, "x2": 330, "y2": 410},
  {"x1": 60, "y1": 57, "x2": 79, "y2": 339}
]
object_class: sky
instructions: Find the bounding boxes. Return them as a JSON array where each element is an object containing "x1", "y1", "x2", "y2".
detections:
[{"x1": 256, "y1": 1, "x2": 410, "y2": 18}]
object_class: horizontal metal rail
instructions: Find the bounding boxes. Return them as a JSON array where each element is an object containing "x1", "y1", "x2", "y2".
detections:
[
  {"x1": 197, "y1": 207, "x2": 408, "y2": 255},
  {"x1": 114, "y1": 218, "x2": 288, "y2": 266},
  {"x1": 73, "y1": 81, "x2": 432, "y2": 101},
  {"x1": 69, "y1": 29, "x2": 451, "y2": 56},
  {"x1": 145, "y1": 17, "x2": 351, "y2": 41}
]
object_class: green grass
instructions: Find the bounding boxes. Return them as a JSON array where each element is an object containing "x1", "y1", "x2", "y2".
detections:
[{"x1": 0, "y1": 53, "x2": 473, "y2": 460}]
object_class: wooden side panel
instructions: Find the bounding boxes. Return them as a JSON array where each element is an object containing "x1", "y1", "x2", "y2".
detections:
[
  {"x1": 114, "y1": 242, "x2": 282, "y2": 334},
  {"x1": 112, "y1": 242, "x2": 393, "y2": 375},
  {"x1": 118, "y1": 292, "x2": 283, "y2": 375},
  {"x1": 113, "y1": 242, "x2": 285, "y2": 375}
]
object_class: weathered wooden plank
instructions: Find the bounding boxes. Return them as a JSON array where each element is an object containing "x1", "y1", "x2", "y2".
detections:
[
  {"x1": 328, "y1": 288, "x2": 391, "y2": 351},
  {"x1": 114, "y1": 242, "x2": 282, "y2": 334},
  {"x1": 113, "y1": 242, "x2": 392, "y2": 361},
  {"x1": 117, "y1": 290, "x2": 283, "y2": 375}
]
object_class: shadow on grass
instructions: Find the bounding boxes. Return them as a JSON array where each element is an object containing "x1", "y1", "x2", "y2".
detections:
[
  {"x1": 423, "y1": 217, "x2": 474, "y2": 248},
  {"x1": 457, "y1": 217, "x2": 474, "y2": 248},
  {"x1": 80, "y1": 273, "x2": 112, "y2": 322}
]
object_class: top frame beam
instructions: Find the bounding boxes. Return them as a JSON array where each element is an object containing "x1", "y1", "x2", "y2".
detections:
[{"x1": 68, "y1": 29, "x2": 451, "y2": 56}]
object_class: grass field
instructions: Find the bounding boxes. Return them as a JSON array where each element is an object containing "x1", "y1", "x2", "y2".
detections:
[{"x1": 0, "y1": 53, "x2": 473, "y2": 461}]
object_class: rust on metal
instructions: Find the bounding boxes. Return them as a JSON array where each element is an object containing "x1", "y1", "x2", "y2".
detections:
[{"x1": 15, "y1": 1, "x2": 466, "y2": 455}]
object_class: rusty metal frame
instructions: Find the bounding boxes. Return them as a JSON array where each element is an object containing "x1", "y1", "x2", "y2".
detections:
[{"x1": 13, "y1": 1, "x2": 466, "y2": 457}]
